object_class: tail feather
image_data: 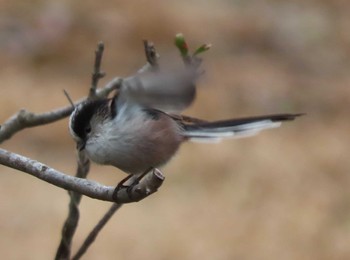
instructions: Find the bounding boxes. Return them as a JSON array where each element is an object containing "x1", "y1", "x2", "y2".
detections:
[{"x1": 183, "y1": 113, "x2": 303, "y2": 142}]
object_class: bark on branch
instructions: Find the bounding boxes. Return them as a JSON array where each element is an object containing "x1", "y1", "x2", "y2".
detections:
[{"x1": 0, "y1": 148, "x2": 164, "y2": 203}]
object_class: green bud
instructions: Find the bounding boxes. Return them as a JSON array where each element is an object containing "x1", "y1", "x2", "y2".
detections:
[
  {"x1": 175, "y1": 33, "x2": 189, "y2": 57},
  {"x1": 194, "y1": 43, "x2": 212, "y2": 56}
]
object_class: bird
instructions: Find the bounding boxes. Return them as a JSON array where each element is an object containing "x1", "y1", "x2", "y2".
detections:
[{"x1": 69, "y1": 67, "x2": 302, "y2": 187}]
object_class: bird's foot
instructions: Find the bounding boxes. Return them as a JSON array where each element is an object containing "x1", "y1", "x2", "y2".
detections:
[{"x1": 112, "y1": 167, "x2": 154, "y2": 201}]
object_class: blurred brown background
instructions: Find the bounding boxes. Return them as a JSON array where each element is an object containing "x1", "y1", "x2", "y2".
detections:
[{"x1": 0, "y1": 0, "x2": 349, "y2": 259}]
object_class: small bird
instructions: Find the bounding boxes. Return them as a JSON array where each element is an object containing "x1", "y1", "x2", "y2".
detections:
[{"x1": 69, "y1": 67, "x2": 302, "y2": 184}]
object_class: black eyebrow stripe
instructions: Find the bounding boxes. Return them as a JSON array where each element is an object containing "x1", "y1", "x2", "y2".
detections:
[{"x1": 71, "y1": 99, "x2": 108, "y2": 139}]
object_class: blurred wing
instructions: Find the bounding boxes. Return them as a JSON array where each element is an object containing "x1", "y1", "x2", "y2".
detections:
[{"x1": 119, "y1": 68, "x2": 197, "y2": 112}]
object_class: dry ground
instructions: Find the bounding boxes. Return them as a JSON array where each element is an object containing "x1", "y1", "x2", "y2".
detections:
[{"x1": 1, "y1": 1, "x2": 350, "y2": 259}]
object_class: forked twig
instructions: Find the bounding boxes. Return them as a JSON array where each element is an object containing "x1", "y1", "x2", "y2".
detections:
[
  {"x1": 72, "y1": 39, "x2": 162, "y2": 259},
  {"x1": 56, "y1": 41, "x2": 107, "y2": 260}
]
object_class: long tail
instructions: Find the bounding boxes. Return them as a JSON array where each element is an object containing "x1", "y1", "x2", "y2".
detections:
[{"x1": 182, "y1": 113, "x2": 303, "y2": 142}]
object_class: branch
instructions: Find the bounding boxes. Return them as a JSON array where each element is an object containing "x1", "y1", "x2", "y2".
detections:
[
  {"x1": 0, "y1": 148, "x2": 164, "y2": 202},
  {"x1": 0, "y1": 77, "x2": 122, "y2": 144}
]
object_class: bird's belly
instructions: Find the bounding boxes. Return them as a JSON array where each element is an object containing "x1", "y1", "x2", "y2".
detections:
[{"x1": 85, "y1": 125, "x2": 183, "y2": 175}]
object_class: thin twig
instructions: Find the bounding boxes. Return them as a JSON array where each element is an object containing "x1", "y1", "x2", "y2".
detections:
[
  {"x1": 138, "y1": 40, "x2": 160, "y2": 73},
  {"x1": 143, "y1": 40, "x2": 159, "y2": 69},
  {"x1": 55, "y1": 150, "x2": 90, "y2": 260},
  {"x1": 63, "y1": 89, "x2": 75, "y2": 108},
  {"x1": 89, "y1": 42, "x2": 106, "y2": 98},
  {"x1": 72, "y1": 203, "x2": 122, "y2": 260}
]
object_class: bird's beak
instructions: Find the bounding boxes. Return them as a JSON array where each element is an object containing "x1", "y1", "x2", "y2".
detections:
[{"x1": 76, "y1": 141, "x2": 86, "y2": 151}]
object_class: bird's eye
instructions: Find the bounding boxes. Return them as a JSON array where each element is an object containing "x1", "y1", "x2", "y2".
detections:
[{"x1": 85, "y1": 126, "x2": 91, "y2": 134}]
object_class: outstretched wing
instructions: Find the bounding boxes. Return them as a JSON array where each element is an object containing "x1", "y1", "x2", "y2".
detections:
[{"x1": 118, "y1": 68, "x2": 198, "y2": 112}]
